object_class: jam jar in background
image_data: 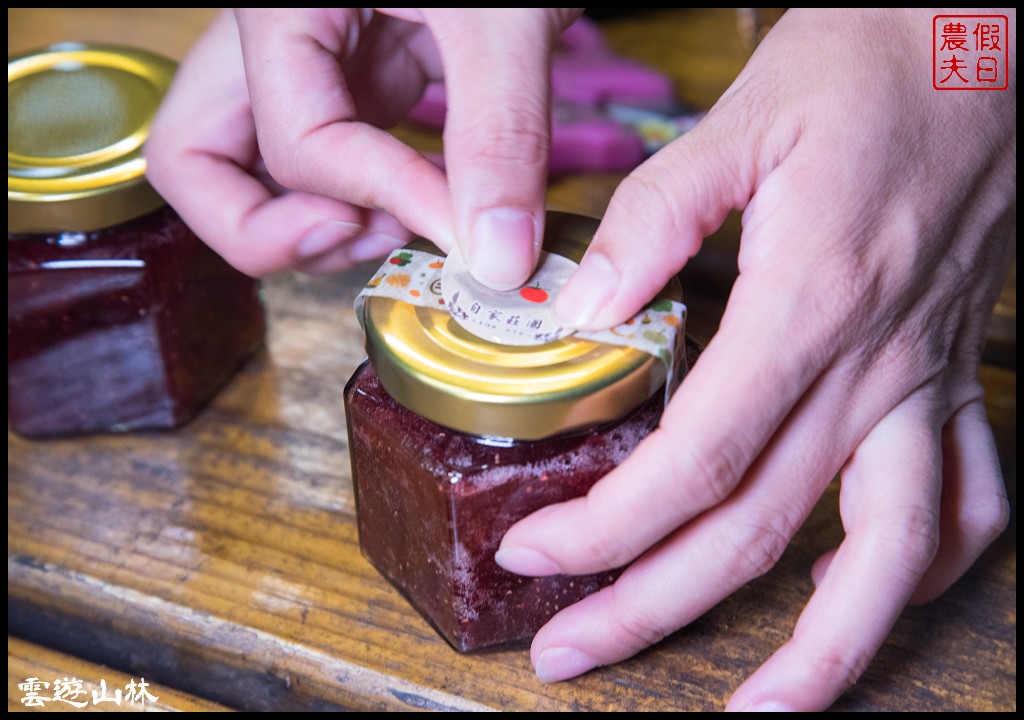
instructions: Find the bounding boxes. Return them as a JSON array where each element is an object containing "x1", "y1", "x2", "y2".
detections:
[
  {"x1": 8, "y1": 43, "x2": 266, "y2": 437},
  {"x1": 345, "y1": 211, "x2": 700, "y2": 653}
]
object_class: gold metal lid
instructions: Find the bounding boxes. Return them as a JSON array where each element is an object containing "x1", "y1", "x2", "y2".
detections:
[
  {"x1": 363, "y1": 211, "x2": 680, "y2": 440},
  {"x1": 8, "y1": 42, "x2": 176, "y2": 233}
]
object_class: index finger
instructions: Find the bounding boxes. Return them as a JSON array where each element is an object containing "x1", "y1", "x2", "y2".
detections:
[
  {"x1": 146, "y1": 11, "x2": 421, "y2": 276},
  {"x1": 234, "y1": 9, "x2": 455, "y2": 248}
]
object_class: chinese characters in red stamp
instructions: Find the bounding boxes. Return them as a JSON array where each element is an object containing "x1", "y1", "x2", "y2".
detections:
[{"x1": 934, "y1": 15, "x2": 1009, "y2": 90}]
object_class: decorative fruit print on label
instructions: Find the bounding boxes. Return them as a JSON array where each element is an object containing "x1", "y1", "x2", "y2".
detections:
[
  {"x1": 390, "y1": 251, "x2": 414, "y2": 267},
  {"x1": 643, "y1": 328, "x2": 668, "y2": 345},
  {"x1": 386, "y1": 273, "x2": 411, "y2": 287},
  {"x1": 519, "y1": 284, "x2": 550, "y2": 304}
]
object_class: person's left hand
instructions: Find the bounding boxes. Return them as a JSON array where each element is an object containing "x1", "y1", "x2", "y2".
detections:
[{"x1": 495, "y1": 8, "x2": 1015, "y2": 710}]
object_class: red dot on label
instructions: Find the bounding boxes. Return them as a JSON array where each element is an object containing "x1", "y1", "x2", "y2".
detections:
[{"x1": 520, "y1": 286, "x2": 549, "y2": 303}]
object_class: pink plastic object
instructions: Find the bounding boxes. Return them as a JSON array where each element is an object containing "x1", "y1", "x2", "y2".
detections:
[
  {"x1": 406, "y1": 16, "x2": 677, "y2": 174},
  {"x1": 551, "y1": 16, "x2": 675, "y2": 107},
  {"x1": 549, "y1": 101, "x2": 645, "y2": 174}
]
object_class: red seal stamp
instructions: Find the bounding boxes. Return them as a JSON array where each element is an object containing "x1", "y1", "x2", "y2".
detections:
[{"x1": 933, "y1": 15, "x2": 1009, "y2": 90}]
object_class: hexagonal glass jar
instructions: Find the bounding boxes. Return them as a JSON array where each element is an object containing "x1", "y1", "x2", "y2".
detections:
[
  {"x1": 8, "y1": 43, "x2": 265, "y2": 436},
  {"x1": 345, "y1": 212, "x2": 697, "y2": 652}
]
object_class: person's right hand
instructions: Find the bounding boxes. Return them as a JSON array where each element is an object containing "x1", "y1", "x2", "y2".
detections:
[{"x1": 146, "y1": 9, "x2": 581, "y2": 281}]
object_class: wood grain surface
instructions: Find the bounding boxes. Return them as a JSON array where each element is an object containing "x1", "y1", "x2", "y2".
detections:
[{"x1": 8, "y1": 8, "x2": 1016, "y2": 712}]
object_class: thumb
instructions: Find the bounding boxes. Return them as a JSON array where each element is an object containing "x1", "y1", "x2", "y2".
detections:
[
  {"x1": 552, "y1": 109, "x2": 759, "y2": 329},
  {"x1": 425, "y1": 9, "x2": 582, "y2": 290}
]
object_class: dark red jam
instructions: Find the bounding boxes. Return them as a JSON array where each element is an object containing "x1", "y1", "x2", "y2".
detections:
[
  {"x1": 344, "y1": 336, "x2": 700, "y2": 652},
  {"x1": 8, "y1": 205, "x2": 266, "y2": 437}
]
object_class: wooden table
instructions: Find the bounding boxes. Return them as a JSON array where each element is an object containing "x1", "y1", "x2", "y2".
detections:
[{"x1": 8, "y1": 8, "x2": 1016, "y2": 712}]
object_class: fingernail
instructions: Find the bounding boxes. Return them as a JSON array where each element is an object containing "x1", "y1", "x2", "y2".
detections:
[
  {"x1": 534, "y1": 646, "x2": 599, "y2": 683},
  {"x1": 296, "y1": 220, "x2": 363, "y2": 260},
  {"x1": 469, "y1": 207, "x2": 539, "y2": 291},
  {"x1": 552, "y1": 250, "x2": 618, "y2": 329},
  {"x1": 348, "y1": 232, "x2": 406, "y2": 263},
  {"x1": 494, "y1": 546, "x2": 561, "y2": 576},
  {"x1": 297, "y1": 246, "x2": 354, "y2": 275},
  {"x1": 742, "y1": 700, "x2": 795, "y2": 712}
]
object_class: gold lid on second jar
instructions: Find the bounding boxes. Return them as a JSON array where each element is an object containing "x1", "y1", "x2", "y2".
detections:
[
  {"x1": 362, "y1": 211, "x2": 678, "y2": 440},
  {"x1": 8, "y1": 42, "x2": 176, "y2": 233}
]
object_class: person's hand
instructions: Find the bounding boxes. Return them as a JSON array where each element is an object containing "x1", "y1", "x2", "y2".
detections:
[
  {"x1": 146, "y1": 8, "x2": 581, "y2": 280},
  {"x1": 496, "y1": 8, "x2": 1015, "y2": 710}
]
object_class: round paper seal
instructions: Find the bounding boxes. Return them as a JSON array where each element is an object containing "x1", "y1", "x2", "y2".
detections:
[{"x1": 441, "y1": 248, "x2": 577, "y2": 346}]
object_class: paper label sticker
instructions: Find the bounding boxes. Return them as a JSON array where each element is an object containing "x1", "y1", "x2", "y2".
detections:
[
  {"x1": 442, "y1": 248, "x2": 577, "y2": 346},
  {"x1": 355, "y1": 247, "x2": 690, "y2": 404}
]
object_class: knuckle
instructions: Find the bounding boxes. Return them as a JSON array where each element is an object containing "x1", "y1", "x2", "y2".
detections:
[
  {"x1": 609, "y1": 134, "x2": 741, "y2": 262},
  {"x1": 142, "y1": 133, "x2": 185, "y2": 199},
  {"x1": 610, "y1": 172, "x2": 691, "y2": 257},
  {"x1": 607, "y1": 585, "x2": 674, "y2": 650},
  {"x1": 388, "y1": 153, "x2": 444, "y2": 204},
  {"x1": 141, "y1": 142, "x2": 168, "y2": 182},
  {"x1": 713, "y1": 511, "x2": 797, "y2": 581},
  {"x1": 580, "y1": 532, "x2": 641, "y2": 574},
  {"x1": 963, "y1": 485, "x2": 1011, "y2": 547},
  {"x1": 808, "y1": 644, "x2": 874, "y2": 692},
  {"x1": 456, "y1": 103, "x2": 550, "y2": 169},
  {"x1": 687, "y1": 449, "x2": 740, "y2": 508},
  {"x1": 578, "y1": 497, "x2": 649, "y2": 572},
  {"x1": 882, "y1": 503, "x2": 941, "y2": 578},
  {"x1": 665, "y1": 428, "x2": 757, "y2": 509},
  {"x1": 259, "y1": 145, "x2": 301, "y2": 190}
]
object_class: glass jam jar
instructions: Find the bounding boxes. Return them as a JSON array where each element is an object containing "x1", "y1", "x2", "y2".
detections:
[
  {"x1": 345, "y1": 211, "x2": 698, "y2": 652},
  {"x1": 8, "y1": 42, "x2": 266, "y2": 437}
]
